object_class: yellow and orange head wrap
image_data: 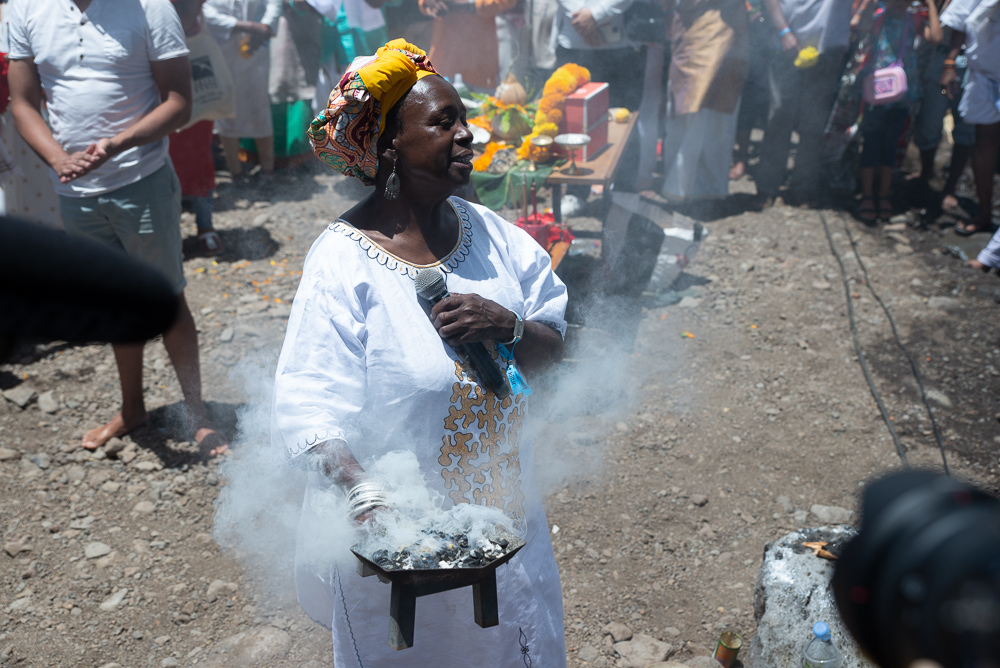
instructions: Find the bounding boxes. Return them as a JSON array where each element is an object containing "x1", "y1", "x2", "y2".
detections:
[{"x1": 307, "y1": 40, "x2": 439, "y2": 185}]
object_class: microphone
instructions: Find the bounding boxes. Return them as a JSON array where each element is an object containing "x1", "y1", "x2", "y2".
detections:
[{"x1": 414, "y1": 268, "x2": 511, "y2": 399}]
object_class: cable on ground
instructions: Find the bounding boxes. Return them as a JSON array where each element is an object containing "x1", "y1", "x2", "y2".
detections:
[
  {"x1": 834, "y1": 211, "x2": 949, "y2": 474},
  {"x1": 818, "y1": 211, "x2": 910, "y2": 468}
]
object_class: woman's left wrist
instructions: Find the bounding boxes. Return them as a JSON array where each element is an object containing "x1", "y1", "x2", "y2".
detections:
[{"x1": 499, "y1": 309, "x2": 524, "y2": 346}]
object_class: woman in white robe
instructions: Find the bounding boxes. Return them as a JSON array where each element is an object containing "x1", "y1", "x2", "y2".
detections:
[
  {"x1": 272, "y1": 41, "x2": 568, "y2": 667},
  {"x1": 203, "y1": 0, "x2": 282, "y2": 177}
]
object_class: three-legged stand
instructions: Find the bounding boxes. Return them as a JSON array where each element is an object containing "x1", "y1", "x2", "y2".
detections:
[{"x1": 357, "y1": 559, "x2": 500, "y2": 650}]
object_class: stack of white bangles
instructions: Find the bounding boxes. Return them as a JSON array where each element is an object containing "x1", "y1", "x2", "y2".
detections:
[{"x1": 347, "y1": 482, "x2": 386, "y2": 521}]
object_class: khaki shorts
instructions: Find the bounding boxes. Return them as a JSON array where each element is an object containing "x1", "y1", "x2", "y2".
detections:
[{"x1": 60, "y1": 162, "x2": 185, "y2": 294}]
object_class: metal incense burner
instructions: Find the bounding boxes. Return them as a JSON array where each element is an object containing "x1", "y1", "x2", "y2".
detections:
[{"x1": 351, "y1": 530, "x2": 526, "y2": 650}]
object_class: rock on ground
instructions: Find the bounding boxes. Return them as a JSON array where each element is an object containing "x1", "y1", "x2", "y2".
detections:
[
  {"x1": 215, "y1": 627, "x2": 292, "y2": 665},
  {"x1": 748, "y1": 527, "x2": 875, "y2": 668},
  {"x1": 84, "y1": 541, "x2": 112, "y2": 559},
  {"x1": 577, "y1": 644, "x2": 602, "y2": 662},
  {"x1": 603, "y1": 621, "x2": 633, "y2": 642},
  {"x1": 2, "y1": 386, "x2": 35, "y2": 408},
  {"x1": 809, "y1": 504, "x2": 853, "y2": 525},
  {"x1": 37, "y1": 389, "x2": 59, "y2": 413},
  {"x1": 206, "y1": 579, "x2": 239, "y2": 602},
  {"x1": 614, "y1": 634, "x2": 673, "y2": 668},
  {"x1": 99, "y1": 588, "x2": 129, "y2": 611}
]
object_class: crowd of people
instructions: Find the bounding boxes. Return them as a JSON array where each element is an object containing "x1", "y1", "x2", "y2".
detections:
[
  {"x1": 1, "y1": 0, "x2": 998, "y2": 662},
  {"x1": 0, "y1": 0, "x2": 996, "y2": 449},
  {"x1": 1, "y1": 0, "x2": 997, "y2": 232},
  {"x1": 641, "y1": 0, "x2": 997, "y2": 231}
]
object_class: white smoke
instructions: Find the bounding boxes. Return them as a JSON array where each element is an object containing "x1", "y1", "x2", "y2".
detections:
[
  {"x1": 212, "y1": 362, "x2": 523, "y2": 604},
  {"x1": 212, "y1": 277, "x2": 660, "y2": 611},
  {"x1": 211, "y1": 353, "x2": 308, "y2": 604}
]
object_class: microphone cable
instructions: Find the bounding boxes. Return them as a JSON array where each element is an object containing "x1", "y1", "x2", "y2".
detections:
[{"x1": 819, "y1": 211, "x2": 949, "y2": 474}]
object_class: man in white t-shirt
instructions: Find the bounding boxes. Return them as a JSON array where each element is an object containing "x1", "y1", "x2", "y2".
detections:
[{"x1": 8, "y1": 0, "x2": 229, "y2": 457}]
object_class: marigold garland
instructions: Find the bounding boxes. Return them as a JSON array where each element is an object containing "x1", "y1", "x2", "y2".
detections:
[
  {"x1": 522, "y1": 65, "x2": 590, "y2": 162},
  {"x1": 534, "y1": 64, "x2": 590, "y2": 127}
]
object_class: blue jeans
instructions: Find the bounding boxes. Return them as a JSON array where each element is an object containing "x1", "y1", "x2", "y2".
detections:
[{"x1": 191, "y1": 194, "x2": 214, "y2": 232}]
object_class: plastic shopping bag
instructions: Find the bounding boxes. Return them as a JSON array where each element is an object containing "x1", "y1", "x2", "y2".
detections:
[{"x1": 181, "y1": 17, "x2": 234, "y2": 130}]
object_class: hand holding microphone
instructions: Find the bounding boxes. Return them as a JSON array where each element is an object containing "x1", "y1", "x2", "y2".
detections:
[{"x1": 415, "y1": 269, "x2": 512, "y2": 399}]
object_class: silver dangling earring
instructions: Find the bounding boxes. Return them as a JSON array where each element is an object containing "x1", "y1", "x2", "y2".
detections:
[{"x1": 384, "y1": 158, "x2": 400, "y2": 200}]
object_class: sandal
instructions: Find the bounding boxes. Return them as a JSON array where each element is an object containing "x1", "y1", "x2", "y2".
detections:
[
  {"x1": 955, "y1": 218, "x2": 995, "y2": 236},
  {"x1": 857, "y1": 196, "x2": 878, "y2": 225},
  {"x1": 197, "y1": 230, "x2": 225, "y2": 256},
  {"x1": 877, "y1": 197, "x2": 894, "y2": 222}
]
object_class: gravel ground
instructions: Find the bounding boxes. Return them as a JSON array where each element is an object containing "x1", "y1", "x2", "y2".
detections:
[{"x1": 2, "y1": 163, "x2": 998, "y2": 668}]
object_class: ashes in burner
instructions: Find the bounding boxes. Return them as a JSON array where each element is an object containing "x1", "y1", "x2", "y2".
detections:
[{"x1": 368, "y1": 529, "x2": 513, "y2": 571}]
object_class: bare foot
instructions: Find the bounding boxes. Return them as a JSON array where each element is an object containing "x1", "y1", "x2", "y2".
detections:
[
  {"x1": 195, "y1": 426, "x2": 229, "y2": 458},
  {"x1": 905, "y1": 171, "x2": 924, "y2": 181},
  {"x1": 82, "y1": 411, "x2": 147, "y2": 450},
  {"x1": 729, "y1": 161, "x2": 746, "y2": 180},
  {"x1": 942, "y1": 193, "x2": 959, "y2": 211}
]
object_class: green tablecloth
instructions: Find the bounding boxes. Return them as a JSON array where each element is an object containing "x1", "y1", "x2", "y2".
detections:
[{"x1": 470, "y1": 162, "x2": 558, "y2": 212}]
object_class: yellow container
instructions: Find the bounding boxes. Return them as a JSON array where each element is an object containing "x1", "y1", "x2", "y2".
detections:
[{"x1": 794, "y1": 46, "x2": 819, "y2": 69}]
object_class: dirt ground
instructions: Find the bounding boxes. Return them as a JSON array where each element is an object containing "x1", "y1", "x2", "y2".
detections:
[{"x1": 2, "y1": 161, "x2": 999, "y2": 668}]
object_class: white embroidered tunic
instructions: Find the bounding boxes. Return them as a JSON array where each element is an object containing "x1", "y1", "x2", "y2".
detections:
[{"x1": 271, "y1": 197, "x2": 568, "y2": 667}]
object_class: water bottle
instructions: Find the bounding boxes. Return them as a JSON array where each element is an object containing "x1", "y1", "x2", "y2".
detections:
[{"x1": 802, "y1": 621, "x2": 842, "y2": 668}]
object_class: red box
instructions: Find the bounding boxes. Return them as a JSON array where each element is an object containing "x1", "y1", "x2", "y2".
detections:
[{"x1": 564, "y1": 81, "x2": 609, "y2": 162}]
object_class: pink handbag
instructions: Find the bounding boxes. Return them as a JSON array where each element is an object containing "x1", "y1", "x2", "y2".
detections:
[
  {"x1": 863, "y1": 64, "x2": 908, "y2": 105},
  {"x1": 863, "y1": 16, "x2": 911, "y2": 106}
]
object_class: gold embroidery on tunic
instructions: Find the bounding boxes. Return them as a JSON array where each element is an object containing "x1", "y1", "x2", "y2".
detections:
[{"x1": 439, "y1": 358, "x2": 525, "y2": 522}]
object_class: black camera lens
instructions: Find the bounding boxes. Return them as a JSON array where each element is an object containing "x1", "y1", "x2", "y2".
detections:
[{"x1": 833, "y1": 471, "x2": 1000, "y2": 668}]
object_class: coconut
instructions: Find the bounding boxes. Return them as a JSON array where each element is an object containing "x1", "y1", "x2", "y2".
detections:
[{"x1": 494, "y1": 72, "x2": 527, "y2": 106}]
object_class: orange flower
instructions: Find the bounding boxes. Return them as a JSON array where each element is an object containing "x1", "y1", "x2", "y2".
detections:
[
  {"x1": 537, "y1": 95, "x2": 561, "y2": 115},
  {"x1": 560, "y1": 63, "x2": 591, "y2": 88},
  {"x1": 534, "y1": 122, "x2": 559, "y2": 137},
  {"x1": 543, "y1": 70, "x2": 578, "y2": 97},
  {"x1": 468, "y1": 116, "x2": 492, "y2": 130},
  {"x1": 516, "y1": 136, "x2": 533, "y2": 161},
  {"x1": 542, "y1": 108, "x2": 562, "y2": 126},
  {"x1": 473, "y1": 141, "x2": 507, "y2": 171}
]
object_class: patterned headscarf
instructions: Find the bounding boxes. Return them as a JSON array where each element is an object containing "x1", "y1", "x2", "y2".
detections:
[{"x1": 308, "y1": 39, "x2": 439, "y2": 185}]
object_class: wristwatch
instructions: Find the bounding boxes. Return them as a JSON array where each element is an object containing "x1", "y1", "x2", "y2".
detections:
[{"x1": 501, "y1": 310, "x2": 524, "y2": 347}]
